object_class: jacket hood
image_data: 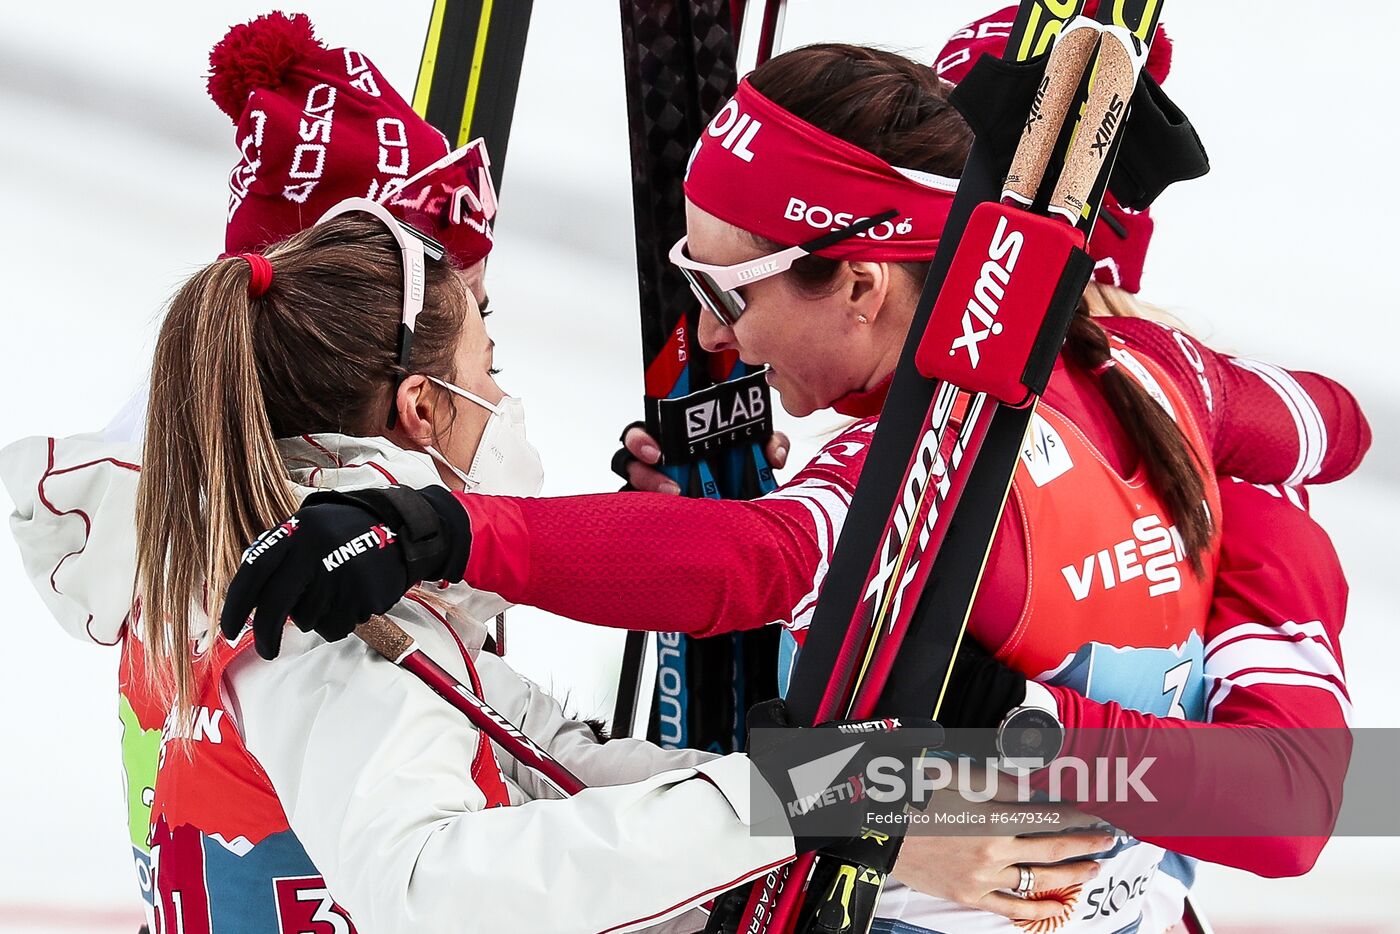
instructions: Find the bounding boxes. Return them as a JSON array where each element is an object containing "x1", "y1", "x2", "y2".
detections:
[{"x1": 1, "y1": 431, "x2": 507, "y2": 647}]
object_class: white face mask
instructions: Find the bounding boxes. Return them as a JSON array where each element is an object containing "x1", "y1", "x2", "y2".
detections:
[{"x1": 424, "y1": 376, "x2": 545, "y2": 497}]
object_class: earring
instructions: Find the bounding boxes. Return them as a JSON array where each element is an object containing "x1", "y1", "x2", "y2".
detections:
[{"x1": 857, "y1": 314, "x2": 869, "y2": 325}]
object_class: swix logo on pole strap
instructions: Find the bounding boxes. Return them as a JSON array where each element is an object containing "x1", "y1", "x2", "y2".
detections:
[
  {"x1": 949, "y1": 215, "x2": 1024, "y2": 368},
  {"x1": 321, "y1": 525, "x2": 396, "y2": 572},
  {"x1": 916, "y1": 203, "x2": 1085, "y2": 405}
]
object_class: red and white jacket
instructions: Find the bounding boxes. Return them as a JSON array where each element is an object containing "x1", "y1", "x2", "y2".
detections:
[{"x1": 1, "y1": 433, "x2": 792, "y2": 934}]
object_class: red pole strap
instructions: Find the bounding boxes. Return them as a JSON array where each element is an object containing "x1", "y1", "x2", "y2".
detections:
[{"x1": 356, "y1": 619, "x2": 586, "y2": 796}]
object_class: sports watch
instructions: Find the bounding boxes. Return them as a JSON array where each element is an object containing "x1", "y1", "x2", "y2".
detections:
[{"x1": 994, "y1": 681, "x2": 1064, "y2": 771}]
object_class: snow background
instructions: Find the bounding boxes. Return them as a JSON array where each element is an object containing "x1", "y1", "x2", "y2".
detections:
[{"x1": 0, "y1": 1, "x2": 1396, "y2": 930}]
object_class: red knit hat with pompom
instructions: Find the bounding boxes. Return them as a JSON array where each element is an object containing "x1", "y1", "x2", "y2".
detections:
[
  {"x1": 211, "y1": 12, "x2": 494, "y2": 267},
  {"x1": 934, "y1": 2, "x2": 1172, "y2": 293}
]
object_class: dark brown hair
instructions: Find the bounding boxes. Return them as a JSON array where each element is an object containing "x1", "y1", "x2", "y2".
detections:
[
  {"x1": 751, "y1": 43, "x2": 1213, "y2": 566},
  {"x1": 135, "y1": 215, "x2": 469, "y2": 714},
  {"x1": 748, "y1": 43, "x2": 971, "y2": 293}
]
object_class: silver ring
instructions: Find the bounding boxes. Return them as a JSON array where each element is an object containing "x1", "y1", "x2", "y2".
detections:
[{"x1": 1015, "y1": 865, "x2": 1035, "y2": 898}]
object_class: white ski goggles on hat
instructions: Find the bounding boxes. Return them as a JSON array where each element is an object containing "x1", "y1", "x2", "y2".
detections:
[
  {"x1": 668, "y1": 209, "x2": 898, "y2": 328},
  {"x1": 316, "y1": 197, "x2": 447, "y2": 428},
  {"x1": 376, "y1": 138, "x2": 498, "y2": 254}
]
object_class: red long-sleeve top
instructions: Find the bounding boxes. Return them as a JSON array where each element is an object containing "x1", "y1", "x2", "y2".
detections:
[{"x1": 458, "y1": 317, "x2": 1367, "y2": 876}]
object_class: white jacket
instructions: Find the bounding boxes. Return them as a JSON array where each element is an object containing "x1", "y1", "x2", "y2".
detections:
[{"x1": 1, "y1": 431, "x2": 793, "y2": 933}]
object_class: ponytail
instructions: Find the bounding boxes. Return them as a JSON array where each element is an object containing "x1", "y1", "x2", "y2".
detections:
[
  {"x1": 136, "y1": 258, "x2": 298, "y2": 717},
  {"x1": 135, "y1": 215, "x2": 470, "y2": 719},
  {"x1": 1061, "y1": 310, "x2": 1214, "y2": 572}
]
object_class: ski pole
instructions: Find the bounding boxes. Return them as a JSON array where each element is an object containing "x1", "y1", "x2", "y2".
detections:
[
  {"x1": 356, "y1": 614, "x2": 586, "y2": 797},
  {"x1": 749, "y1": 14, "x2": 1154, "y2": 934}
]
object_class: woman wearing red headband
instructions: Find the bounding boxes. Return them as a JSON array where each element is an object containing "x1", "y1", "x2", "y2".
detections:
[
  {"x1": 619, "y1": 30, "x2": 1364, "y2": 929},
  {"x1": 222, "y1": 26, "x2": 1366, "y2": 934}
]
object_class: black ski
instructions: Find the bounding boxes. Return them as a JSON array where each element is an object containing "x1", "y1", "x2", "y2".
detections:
[
  {"x1": 613, "y1": 0, "x2": 781, "y2": 752},
  {"x1": 413, "y1": 0, "x2": 534, "y2": 190},
  {"x1": 730, "y1": 2, "x2": 1179, "y2": 931}
]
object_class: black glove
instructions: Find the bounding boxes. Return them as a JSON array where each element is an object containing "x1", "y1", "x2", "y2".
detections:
[
  {"x1": 218, "y1": 485, "x2": 471, "y2": 660},
  {"x1": 609, "y1": 419, "x2": 648, "y2": 491},
  {"x1": 709, "y1": 701, "x2": 938, "y2": 934},
  {"x1": 745, "y1": 698, "x2": 942, "y2": 852}
]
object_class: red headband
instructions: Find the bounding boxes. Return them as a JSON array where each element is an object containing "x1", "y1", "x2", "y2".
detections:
[
  {"x1": 683, "y1": 79, "x2": 959, "y2": 262},
  {"x1": 240, "y1": 253, "x2": 274, "y2": 298}
]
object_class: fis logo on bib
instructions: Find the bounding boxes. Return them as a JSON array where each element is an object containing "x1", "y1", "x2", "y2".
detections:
[
  {"x1": 322, "y1": 524, "x2": 397, "y2": 572},
  {"x1": 1021, "y1": 414, "x2": 1073, "y2": 487},
  {"x1": 949, "y1": 216, "x2": 1024, "y2": 368}
]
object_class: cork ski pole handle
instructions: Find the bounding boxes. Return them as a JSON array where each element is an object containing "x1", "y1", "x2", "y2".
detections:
[
  {"x1": 1047, "y1": 26, "x2": 1147, "y2": 225},
  {"x1": 1002, "y1": 17, "x2": 1102, "y2": 207}
]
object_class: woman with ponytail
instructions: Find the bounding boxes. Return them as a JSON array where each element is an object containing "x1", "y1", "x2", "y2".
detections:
[
  {"x1": 125, "y1": 208, "x2": 832, "y2": 934},
  {"x1": 1, "y1": 17, "x2": 509, "y2": 929},
  {"x1": 225, "y1": 13, "x2": 1368, "y2": 933},
  {"x1": 0, "y1": 14, "x2": 785, "y2": 932}
]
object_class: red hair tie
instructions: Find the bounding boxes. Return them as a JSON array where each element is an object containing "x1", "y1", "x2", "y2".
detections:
[
  {"x1": 239, "y1": 253, "x2": 274, "y2": 298},
  {"x1": 1092, "y1": 358, "x2": 1118, "y2": 376}
]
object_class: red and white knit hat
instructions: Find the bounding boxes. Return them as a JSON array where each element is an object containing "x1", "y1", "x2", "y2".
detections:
[
  {"x1": 935, "y1": 1, "x2": 1173, "y2": 293},
  {"x1": 209, "y1": 12, "x2": 494, "y2": 267}
]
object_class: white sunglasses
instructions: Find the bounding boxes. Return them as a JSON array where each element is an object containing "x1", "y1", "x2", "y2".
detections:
[
  {"x1": 376, "y1": 137, "x2": 499, "y2": 230},
  {"x1": 668, "y1": 209, "x2": 898, "y2": 327},
  {"x1": 315, "y1": 197, "x2": 447, "y2": 428}
]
